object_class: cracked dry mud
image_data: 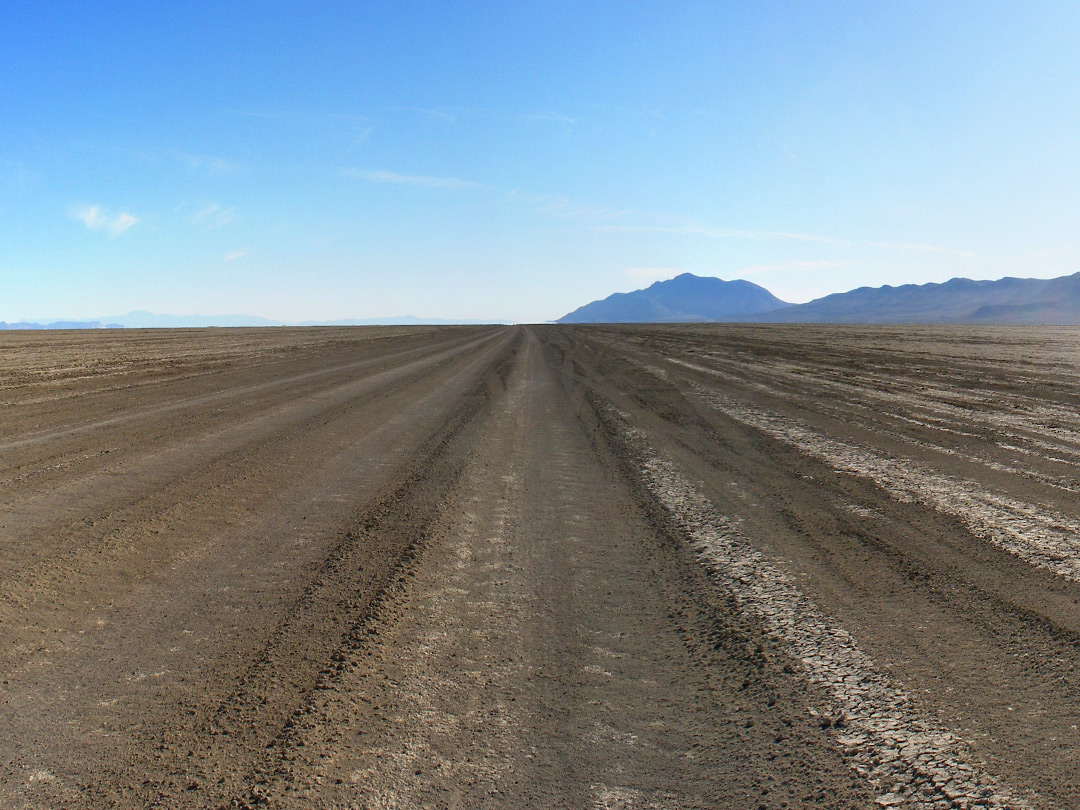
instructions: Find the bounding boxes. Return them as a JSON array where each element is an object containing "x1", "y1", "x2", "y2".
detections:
[{"x1": 4, "y1": 324, "x2": 1080, "y2": 808}]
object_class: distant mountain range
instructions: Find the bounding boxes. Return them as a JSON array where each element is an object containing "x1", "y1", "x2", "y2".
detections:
[
  {"x1": 0, "y1": 311, "x2": 497, "y2": 330},
  {"x1": 558, "y1": 273, "x2": 791, "y2": 323},
  {"x1": 296, "y1": 316, "x2": 497, "y2": 326},
  {"x1": 12, "y1": 272, "x2": 1080, "y2": 329},
  {"x1": 558, "y1": 271, "x2": 1080, "y2": 325},
  {"x1": 0, "y1": 320, "x2": 123, "y2": 330},
  {"x1": 744, "y1": 273, "x2": 1080, "y2": 324}
]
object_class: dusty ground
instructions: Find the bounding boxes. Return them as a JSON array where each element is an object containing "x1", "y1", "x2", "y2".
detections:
[{"x1": 3, "y1": 324, "x2": 1079, "y2": 807}]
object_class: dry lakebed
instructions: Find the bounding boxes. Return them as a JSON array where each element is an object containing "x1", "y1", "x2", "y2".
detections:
[{"x1": 1, "y1": 323, "x2": 1078, "y2": 808}]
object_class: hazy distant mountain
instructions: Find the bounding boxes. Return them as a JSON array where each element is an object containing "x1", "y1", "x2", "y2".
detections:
[
  {"x1": 100, "y1": 311, "x2": 287, "y2": 328},
  {"x1": 0, "y1": 312, "x2": 498, "y2": 330},
  {"x1": 18, "y1": 271, "x2": 1080, "y2": 330},
  {"x1": 105, "y1": 312, "x2": 499, "y2": 327},
  {"x1": 748, "y1": 272, "x2": 1080, "y2": 324},
  {"x1": 297, "y1": 316, "x2": 499, "y2": 326},
  {"x1": 558, "y1": 273, "x2": 791, "y2": 323},
  {"x1": 0, "y1": 320, "x2": 112, "y2": 330}
]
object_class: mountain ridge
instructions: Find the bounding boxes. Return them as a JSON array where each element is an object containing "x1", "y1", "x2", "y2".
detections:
[
  {"x1": 558, "y1": 273, "x2": 790, "y2": 323},
  {"x1": 743, "y1": 272, "x2": 1080, "y2": 324},
  {"x1": 558, "y1": 271, "x2": 1080, "y2": 325}
]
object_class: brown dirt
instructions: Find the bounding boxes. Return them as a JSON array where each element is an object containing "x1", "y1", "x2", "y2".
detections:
[{"x1": 5, "y1": 323, "x2": 1079, "y2": 807}]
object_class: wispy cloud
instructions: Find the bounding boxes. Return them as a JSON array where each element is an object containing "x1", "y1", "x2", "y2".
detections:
[
  {"x1": 70, "y1": 205, "x2": 138, "y2": 236},
  {"x1": 73, "y1": 205, "x2": 107, "y2": 230},
  {"x1": 523, "y1": 111, "x2": 576, "y2": 124},
  {"x1": 505, "y1": 190, "x2": 630, "y2": 223},
  {"x1": 345, "y1": 168, "x2": 492, "y2": 191},
  {"x1": 391, "y1": 106, "x2": 460, "y2": 125},
  {"x1": 391, "y1": 106, "x2": 576, "y2": 126},
  {"x1": 347, "y1": 166, "x2": 631, "y2": 230},
  {"x1": 742, "y1": 229, "x2": 850, "y2": 245},
  {"x1": 223, "y1": 250, "x2": 249, "y2": 262},
  {"x1": 190, "y1": 203, "x2": 237, "y2": 229},
  {"x1": 110, "y1": 212, "x2": 138, "y2": 235},
  {"x1": 176, "y1": 152, "x2": 243, "y2": 174}
]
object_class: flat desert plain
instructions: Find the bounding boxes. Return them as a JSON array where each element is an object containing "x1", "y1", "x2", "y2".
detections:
[{"x1": 3, "y1": 324, "x2": 1080, "y2": 808}]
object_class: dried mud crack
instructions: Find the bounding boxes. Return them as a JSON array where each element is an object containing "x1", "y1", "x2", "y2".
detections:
[{"x1": 5, "y1": 324, "x2": 1080, "y2": 807}]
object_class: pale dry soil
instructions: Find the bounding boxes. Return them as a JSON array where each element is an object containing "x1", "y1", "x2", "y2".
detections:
[{"x1": 4, "y1": 324, "x2": 1080, "y2": 808}]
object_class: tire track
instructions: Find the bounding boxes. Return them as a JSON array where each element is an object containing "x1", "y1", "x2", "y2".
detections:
[
  {"x1": 595, "y1": 400, "x2": 1035, "y2": 810},
  {"x1": 0, "y1": 329, "x2": 516, "y2": 810},
  {"x1": 225, "y1": 328, "x2": 874, "y2": 809},
  {"x1": 0, "y1": 330, "x2": 507, "y2": 613},
  {"x1": 686, "y1": 384, "x2": 1080, "y2": 586},
  {"x1": 0, "y1": 329, "x2": 490, "y2": 459}
]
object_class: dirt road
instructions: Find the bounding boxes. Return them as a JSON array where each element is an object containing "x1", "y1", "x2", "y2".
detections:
[{"x1": 4, "y1": 324, "x2": 1079, "y2": 808}]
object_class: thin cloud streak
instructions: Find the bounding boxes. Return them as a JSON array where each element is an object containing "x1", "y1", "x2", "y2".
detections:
[
  {"x1": 177, "y1": 152, "x2": 243, "y2": 174},
  {"x1": 70, "y1": 205, "x2": 138, "y2": 236},
  {"x1": 349, "y1": 166, "x2": 968, "y2": 261},
  {"x1": 345, "y1": 169, "x2": 492, "y2": 191},
  {"x1": 506, "y1": 190, "x2": 631, "y2": 223},
  {"x1": 190, "y1": 203, "x2": 237, "y2": 229},
  {"x1": 390, "y1": 106, "x2": 576, "y2": 126},
  {"x1": 223, "y1": 250, "x2": 250, "y2": 262},
  {"x1": 522, "y1": 111, "x2": 575, "y2": 123},
  {"x1": 347, "y1": 166, "x2": 629, "y2": 226}
]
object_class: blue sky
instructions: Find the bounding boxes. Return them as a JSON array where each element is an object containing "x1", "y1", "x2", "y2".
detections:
[{"x1": 3, "y1": 1, "x2": 1080, "y2": 322}]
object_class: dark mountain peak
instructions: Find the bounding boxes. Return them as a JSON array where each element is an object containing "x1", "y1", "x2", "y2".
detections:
[
  {"x1": 646, "y1": 273, "x2": 718, "y2": 293},
  {"x1": 558, "y1": 273, "x2": 790, "y2": 324}
]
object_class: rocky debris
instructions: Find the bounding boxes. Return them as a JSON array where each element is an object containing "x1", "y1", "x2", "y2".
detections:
[{"x1": 603, "y1": 403, "x2": 1035, "y2": 810}]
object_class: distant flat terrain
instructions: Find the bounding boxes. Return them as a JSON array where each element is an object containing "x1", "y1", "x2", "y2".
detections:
[{"x1": 4, "y1": 324, "x2": 1080, "y2": 807}]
